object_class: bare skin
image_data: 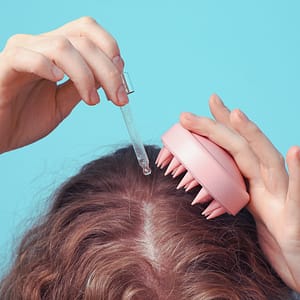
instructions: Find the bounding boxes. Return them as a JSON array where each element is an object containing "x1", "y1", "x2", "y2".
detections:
[
  {"x1": 0, "y1": 17, "x2": 128, "y2": 154},
  {"x1": 0, "y1": 17, "x2": 299, "y2": 293},
  {"x1": 181, "y1": 94, "x2": 300, "y2": 293}
]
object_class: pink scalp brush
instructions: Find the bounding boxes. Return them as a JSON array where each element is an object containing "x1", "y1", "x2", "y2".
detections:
[{"x1": 155, "y1": 123, "x2": 249, "y2": 219}]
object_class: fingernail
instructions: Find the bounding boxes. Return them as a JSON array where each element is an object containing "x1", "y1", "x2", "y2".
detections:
[
  {"x1": 212, "y1": 94, "x2": 224, "y2": 105},
  {"x1": 112, "y1": 55, "x2": 124, "y2": 72},
  {"x1": 90, "y1": 89, "x2": 100, "y2": 104},
  {"x1": 182, "y1": 112, "x2": 198, "y2": 121},
  {"x1": 117, "y1": 85, "x2": 129, "y2": 105}
]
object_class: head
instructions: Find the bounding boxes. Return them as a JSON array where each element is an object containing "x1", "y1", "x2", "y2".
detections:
[{"x1": 0, "y1": 145, "x2": 290, "y2": 299}]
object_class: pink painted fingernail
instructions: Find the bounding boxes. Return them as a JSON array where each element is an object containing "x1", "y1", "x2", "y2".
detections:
[{"x1": 117, "y1": 85, "x2": 129, "y2": 105}]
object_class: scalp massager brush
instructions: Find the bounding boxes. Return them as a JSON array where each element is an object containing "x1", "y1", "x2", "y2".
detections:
[{"x1": 155, "y1": 123, "x2": 250, "y2": 219}]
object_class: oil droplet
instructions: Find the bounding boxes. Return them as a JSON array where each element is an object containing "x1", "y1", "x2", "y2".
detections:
[{"x1": 142, "y1": 166, "x2": 152, "y2": 176}]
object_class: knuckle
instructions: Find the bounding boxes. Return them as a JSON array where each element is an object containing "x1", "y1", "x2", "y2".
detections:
[
  {"x1": 78, "y1": 16, "x2": 97, "y2": 26},
  {"x1": 3, "y1": 46, "x2": 23, "y2": 63},
  {"x1": 76, "y1": 16, "x2": 119, "y2": 57},
  {"x1": 76, "y1": 36, "x2": 95, "y2": 51},
  {"x1": 107, "y1": 37, "x2": 118, "y2": 53},
  {"x1": 5, "y1": 45, "x2": 20, "y2": 57},
  {"x1": 53, "y1": 36, "x2": 72, "y2": 53},
  {"x1": 103, "y1": 36, "x2": 120, "y2": 58},
  {"x1": 6, "y1": 34, "x2": 29, "y2": 46}
]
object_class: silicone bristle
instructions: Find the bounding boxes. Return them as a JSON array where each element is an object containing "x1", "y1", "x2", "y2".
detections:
[
  {"x1": 165, "y1": 157, "x2": 181, "y2": 176},
  {"x1": 172, "y1": 165, "x2": 186, "y2": 178},
  {"x1": 158, "y1": 123, "x2": 250, "y2": 220},
  {"x1": 177, "y1": 172, "x2": 194, "y2": 190},
  {"x1": 191, "y1": 188, "x2": 212, "y2": 205},
  {"x1": 206, "y1": 206, "x2": 227, "y2": 220},
  {"x1": 155, "y1": 148, "x2": 163, "y2": 165},
  {"x1": 185, "y1": 179, "x2": 200, "y2": 191},
  {"x1": 201, "y1": 199, "x2": 222, "y2": 216},
  {"x1": 156, "y1": 147, "x2": 172, "y2": 168}
]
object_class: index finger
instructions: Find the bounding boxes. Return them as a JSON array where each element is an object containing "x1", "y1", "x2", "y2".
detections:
[
  {"x1": 180, "y1": 112, "x2": 261, "y2": 181},
  {"x1": 45, "y1": 17, "x2": 123, "y2": 65}
]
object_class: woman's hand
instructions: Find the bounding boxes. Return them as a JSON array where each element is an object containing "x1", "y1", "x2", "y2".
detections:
[
  {"x1": 180, "y1": 94, "x2": 300, "y2": 292},
  {"x1": 0, "y1": 16, "x2": 128, "y2": 154}
]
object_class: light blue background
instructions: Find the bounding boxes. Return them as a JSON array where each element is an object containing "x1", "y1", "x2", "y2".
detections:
[{"x1": 0, "y1": 0, "x2": 299, "y2": 274}]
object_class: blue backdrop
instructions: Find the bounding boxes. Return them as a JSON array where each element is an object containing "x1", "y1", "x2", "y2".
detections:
[{"x1": 1, "y1": 0, "x2": 299, "y2": 274}]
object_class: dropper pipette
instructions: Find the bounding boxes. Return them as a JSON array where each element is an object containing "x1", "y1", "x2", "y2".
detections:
[{"x1": 120, "y1": 72, "x2": 151, "y2": 176}]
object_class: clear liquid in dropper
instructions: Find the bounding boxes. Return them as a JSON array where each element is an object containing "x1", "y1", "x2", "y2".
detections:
[
  {"x1": 138, "y1": 158, "x2": 152, "y2": 175},
  {"x1": 120, "y1": 72, "x2": 152, "y2": 176}
]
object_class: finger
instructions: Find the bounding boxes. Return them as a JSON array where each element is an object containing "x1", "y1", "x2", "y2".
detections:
[
  {"x1": 209, "y1": 94, "x2": 231, "y2": 126},
  {"x1": 55, "y1": 80, "x2": 82, "y2": 121},
  {"x1": 0, "y1": 46, "x2": 64, "y2": 85},
  {"x1": 28, "y1": 36, "x2": 100, "y2": 105},
  {"x1": 46, "y1": 17, "x2": 122, "y2": 63},
  {"x1": 230, "y1": 109, "x2": 285, "y2": 168},
  {"x1": 180, "y1": 112, "x2": 261, "y2": 181},
  {"x1": 230, "y1": 109, "x2": 288, "y2": 192},
  {"x1": 68, "y1": 36, "x2": 128, "y2": 106},
  {"x1": 286, "y1": 146, "x2": 300, "y2": 220}
]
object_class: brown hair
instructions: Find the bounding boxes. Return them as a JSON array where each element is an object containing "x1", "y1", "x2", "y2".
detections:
[{"x1": 0, "y1": 146, "x2": 290, "y2": 299}]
